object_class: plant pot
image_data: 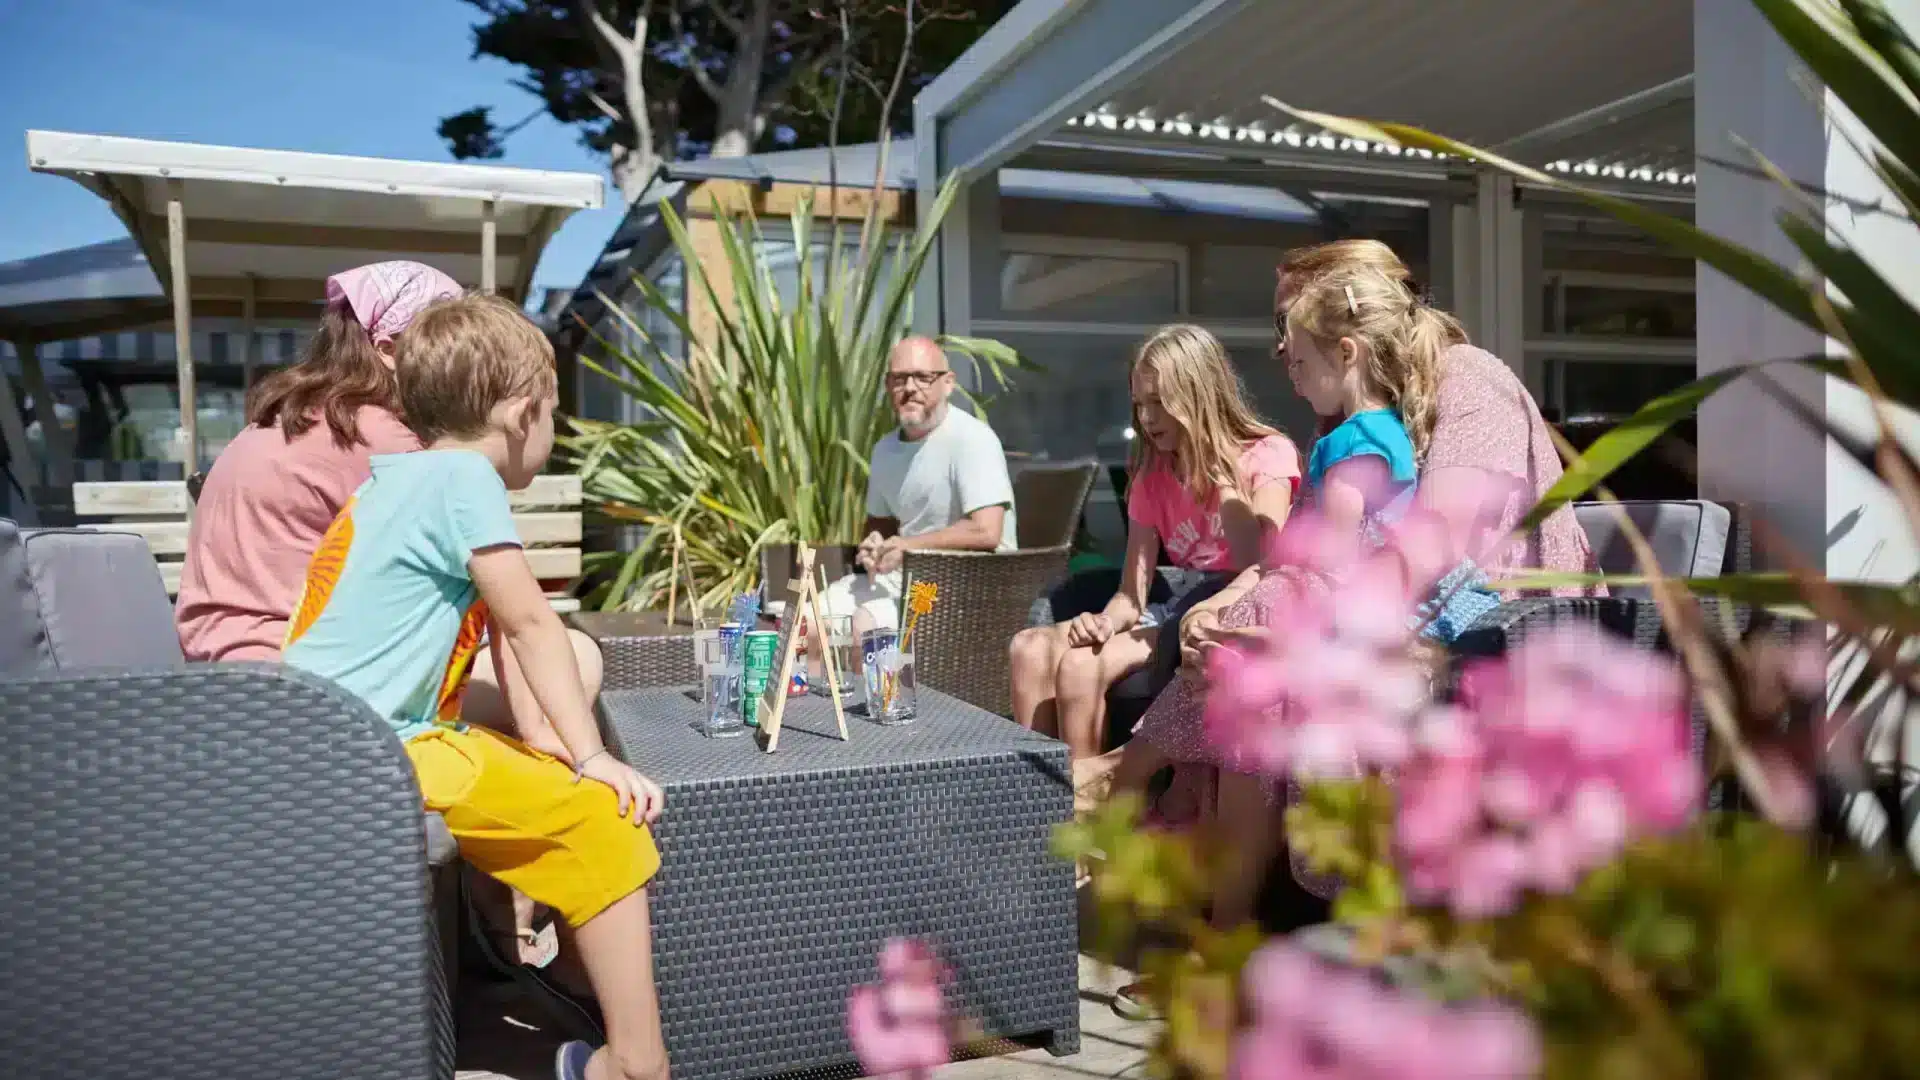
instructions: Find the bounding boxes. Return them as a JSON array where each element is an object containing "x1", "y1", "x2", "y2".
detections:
[{"x1": 760, "y1": 543, "x2": 862, "y2": 605}]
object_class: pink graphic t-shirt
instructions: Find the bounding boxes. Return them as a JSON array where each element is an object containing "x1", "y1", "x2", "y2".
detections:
[
  {"x1": 1126, "y1": 434, "x2": 1301, "y2": 571},
  {"x1": 174, "y1": 406, "x2": 422, "y2": 662}
]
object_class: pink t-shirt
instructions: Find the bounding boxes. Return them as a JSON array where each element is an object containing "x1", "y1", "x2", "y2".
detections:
[
  {"x1": 174, "y1": 407, "x2": 421, "y2": 661},
  {"x1": 1127, "y1": 435, "x2": 1301, "y2": 571}
]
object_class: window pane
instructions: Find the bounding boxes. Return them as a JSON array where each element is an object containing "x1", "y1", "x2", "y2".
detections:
[
  {"x1": 1552, "y1": 359, "x2": 1698, "y2": 500},
  {"x1": 1195, "y1": 246, "x2": 1286, "y2": 320},
  {"x1": 1550, "y1": 359, "x2": 1695, "y2": 422},
  {"x1": 1543, "y1": 284, "x2": 1695, "y2": 339},
  {"x1": 998, "y1": 251, "x2": 1179, "y2": 321},
  {"x1": 986, "y1": 332, "x2": 1136, "y2": 461},
  {"x1": 982, "y1": 331, "x2": 1320, "y2": 464}
]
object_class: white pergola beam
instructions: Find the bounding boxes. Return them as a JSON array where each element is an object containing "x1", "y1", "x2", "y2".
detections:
[{"x1": 26, "y1": 130, "x2": 602, "y2": 209}]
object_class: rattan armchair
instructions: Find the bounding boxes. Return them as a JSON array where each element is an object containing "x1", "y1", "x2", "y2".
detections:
[{"x1": 902, "y1": 458, "x2": 1098, "y2": 716}]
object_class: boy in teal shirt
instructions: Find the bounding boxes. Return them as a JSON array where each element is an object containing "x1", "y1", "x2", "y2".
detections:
[{"x1": 284, "y1": 294, "x2": 669, "y2": 1080}]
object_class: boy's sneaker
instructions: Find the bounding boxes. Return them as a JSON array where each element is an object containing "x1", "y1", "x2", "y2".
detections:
[{"x1": 554, "y1": 1040, "x2": 594, "y2": 1080}]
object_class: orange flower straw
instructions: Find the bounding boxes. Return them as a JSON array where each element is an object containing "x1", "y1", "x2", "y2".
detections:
[
  {"x1": 901, "y1": 581, "x2": 939, "y2": 653},
  {"x1": 884, "y1": 580, "x2": 940, "y2": 712}
]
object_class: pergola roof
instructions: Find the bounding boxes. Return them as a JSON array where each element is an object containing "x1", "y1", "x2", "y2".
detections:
[
  {"x1": 917, "y1": 0, "x2": 1696, "y2": 197},
  {"x1": 24, "y1": 130, "x2": 606, "y2": 326}
]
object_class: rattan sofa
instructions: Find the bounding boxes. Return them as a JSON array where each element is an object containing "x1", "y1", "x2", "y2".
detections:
[{"x1": 0, "y1": 520, "x2": 454, "y2": 1080}]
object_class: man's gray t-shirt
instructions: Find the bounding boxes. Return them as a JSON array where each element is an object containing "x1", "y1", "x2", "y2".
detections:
[{"x1": 866, "y1": 406, "x2": 1018, "y2": 551}]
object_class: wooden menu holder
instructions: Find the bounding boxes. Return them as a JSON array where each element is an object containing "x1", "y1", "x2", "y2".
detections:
[{"x1": 757, "y1": 542, "x2": 849, "y2": 752}]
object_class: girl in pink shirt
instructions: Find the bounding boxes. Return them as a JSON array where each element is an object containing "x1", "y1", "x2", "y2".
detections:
[
  {"x1": 175, "y1": 262, "x2": 459, "y2": 661},
  {"x1": 1009, "y1": 324, "x2": 1300, "y2": 799}
]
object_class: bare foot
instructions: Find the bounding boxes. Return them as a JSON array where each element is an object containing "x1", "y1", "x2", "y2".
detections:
[{"x1": 1071, "y1": 759, "x2": 1115, "y2": 815}]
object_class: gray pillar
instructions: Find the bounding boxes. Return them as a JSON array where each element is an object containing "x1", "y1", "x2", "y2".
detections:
[{"x1": 1691, "y1": 0, "x2": 1913, "y2": 574}]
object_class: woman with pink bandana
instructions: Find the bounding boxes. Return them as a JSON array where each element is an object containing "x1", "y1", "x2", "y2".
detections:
[{"x1": 177, "y1": 260, "x2": 602, "y2": 969}]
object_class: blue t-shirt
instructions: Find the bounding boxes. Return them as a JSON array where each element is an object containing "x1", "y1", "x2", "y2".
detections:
[
  {"x1": 1306, "y1": 409, "x2": 1418, "y2": 509},
  {"x1": 282, "y1": 450, "x2": 522, "y2": 741}
]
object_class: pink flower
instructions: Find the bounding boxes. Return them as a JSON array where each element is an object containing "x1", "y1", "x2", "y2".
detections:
[
  {"x1": 1396, "y1": 628, "x2": 1695, "y2": 917},
  {"x1": 1206, "y1": 518, "x2": 1428, "y2": 779},
  {"x1": 1231, "y1": 941, "x2": 1540, "y2": 1080},
  {"x1": 846, "y1": 939, "x2": 950, "y2": 1079}
]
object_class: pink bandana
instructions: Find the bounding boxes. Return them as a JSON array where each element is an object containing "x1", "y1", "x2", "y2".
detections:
[{"x1": 324, "y1": 261, "x2": 464, "y2": 346}]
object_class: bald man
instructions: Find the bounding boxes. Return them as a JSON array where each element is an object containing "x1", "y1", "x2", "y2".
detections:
[{"x1": 824, "y1": 336, "x2": 1017, "y2": 632}]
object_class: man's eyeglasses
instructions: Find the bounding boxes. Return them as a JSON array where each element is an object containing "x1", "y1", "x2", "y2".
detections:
[{"x1": 885, "y1": 370, "x2": 950, "y2": 390}]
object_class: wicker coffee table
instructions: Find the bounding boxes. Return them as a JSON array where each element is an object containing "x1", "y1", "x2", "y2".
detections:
[{"x1": 599, "y1": 687, "x2": 1081, "y2": 1080}]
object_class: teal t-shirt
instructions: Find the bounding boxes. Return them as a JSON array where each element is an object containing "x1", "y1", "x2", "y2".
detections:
[
  {"x1": 1307, "y1": 409, "x2": 1418, "y2": 509},
  {"x1": 282, "y1": 450, "x2": 522, "y2": 741}
]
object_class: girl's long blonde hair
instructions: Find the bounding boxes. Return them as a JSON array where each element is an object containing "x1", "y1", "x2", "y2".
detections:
[
  {"x1": 1285, "y1": 261, "x2": 1459, "y2": 461},
  {"x1": 1130, "y1": 324, "x2": 1285, "y2": 500}
]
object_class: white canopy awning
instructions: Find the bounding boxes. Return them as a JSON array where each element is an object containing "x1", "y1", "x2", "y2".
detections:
[
  {"x1": 18, "y1": 130, "x2": 605, "y2": 491},
  {"x1": 26, "y1": 130, "x2": 605, "y2": 317}
]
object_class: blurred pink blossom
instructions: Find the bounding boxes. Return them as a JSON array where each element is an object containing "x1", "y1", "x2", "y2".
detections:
[
  {"x1": 1231, "y1": 941, "x2": 1540, "y2": 1080},
  {"x1": 1205, "y1": 517, "x2": 1430, "y2": 780},
  {"x1": 846, "y1": 939, "x2": 951, "y2": 1079},
  {"x1": 1397, "y1": 627, "x2": 1695, "y2": 916}
]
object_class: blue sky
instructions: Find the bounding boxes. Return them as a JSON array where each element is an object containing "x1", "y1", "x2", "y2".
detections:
[{"x1": 0, "y1": 0, "x2": 627, "y2": 300}]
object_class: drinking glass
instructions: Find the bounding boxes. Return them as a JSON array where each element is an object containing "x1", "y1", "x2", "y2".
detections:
[
  {"x1": 692, "y1": 630, "x2": 723, "y2": 702},
  {"x1": 860, "y1": 627, "x2": 918, "y2": 725},
  {"x1": 810, "y1": 614, "x2": 856, "y2": 698},
  {"x1": 693, "y1": 630, "x2": 746, "y2": 737}
]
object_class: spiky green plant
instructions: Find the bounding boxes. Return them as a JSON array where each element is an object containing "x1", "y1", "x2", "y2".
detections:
[{"x1": 562, "y1": 175, "x2": 1023, "y2": 613}]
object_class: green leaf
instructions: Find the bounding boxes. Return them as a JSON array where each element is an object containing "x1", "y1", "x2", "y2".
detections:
[
  {"x1": 1751, "y1": 0, "x2": 1920, "y2": 173},
  {"x1": 1773, "y1": 213, "x2": 1920, "y2": 404},
  {"x1": 1840, "y1": 0, "x2": 1920, "y2": 103}
]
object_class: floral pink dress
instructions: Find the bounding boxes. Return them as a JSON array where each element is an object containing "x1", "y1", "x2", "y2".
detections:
[{"x1": 1129, "y1": 345, "x2": 1600, "y2": 887}]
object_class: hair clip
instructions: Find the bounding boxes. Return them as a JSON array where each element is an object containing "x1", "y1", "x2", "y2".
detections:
[{"x1": 1343, "y1": 284, "x2": 1358, "y2": 316}]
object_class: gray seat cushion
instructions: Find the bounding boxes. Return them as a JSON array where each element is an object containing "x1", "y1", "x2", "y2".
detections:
[
  {"x1": 1574, "y1": 500, "x2": 1732, "y2": 599},
  {"x1": 3, "y1": 521, "x2": 187, "y2": 673},
  {"x1": 16, "y1": 526, "x2": 185, "y2": 669}
]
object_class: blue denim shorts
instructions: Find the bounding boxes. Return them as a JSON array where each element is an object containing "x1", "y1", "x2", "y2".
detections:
[{"x1": 1138, "y1": 568, "x2": 1235, "y2": 629}]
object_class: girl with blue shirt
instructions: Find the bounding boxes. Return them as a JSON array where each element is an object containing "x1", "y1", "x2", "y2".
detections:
[{"x1": 1286, "y1": 274, "x2": 1499, "y2": 639}]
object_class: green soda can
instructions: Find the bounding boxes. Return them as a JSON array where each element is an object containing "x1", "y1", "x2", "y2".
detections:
[{"x1": 741, "y1": 630, "x2": 781, "y2": 726}]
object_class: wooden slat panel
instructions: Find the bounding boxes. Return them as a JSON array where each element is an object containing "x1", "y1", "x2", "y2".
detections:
[
  {"x1": 83, "y1": 511, "x2": 582, "y2": 555},
  {"x1": 526, "y1": 548, "x2": 583, "y2": 580},
  {"x1": 510, "y1": 474, "x2": 583, "y2": 509},
  {"x1": 513, "y1": 511, "x2": 583, "y2": 545},
  {"x1": 76, "y1": 472, "x2": 582, "y2": 517},
  {"x1": 74, "y1": 481, "x2": 189, "y2": 517}
]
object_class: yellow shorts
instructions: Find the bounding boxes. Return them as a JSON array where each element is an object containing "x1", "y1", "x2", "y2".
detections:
[{"x1": 405, "y1": 724, "x2": 660, "y2": 927}]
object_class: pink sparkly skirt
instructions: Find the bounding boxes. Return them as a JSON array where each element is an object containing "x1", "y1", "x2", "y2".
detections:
[{"x1": 1131, "y1": 566, "x2": 1347, "y2": 898}]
